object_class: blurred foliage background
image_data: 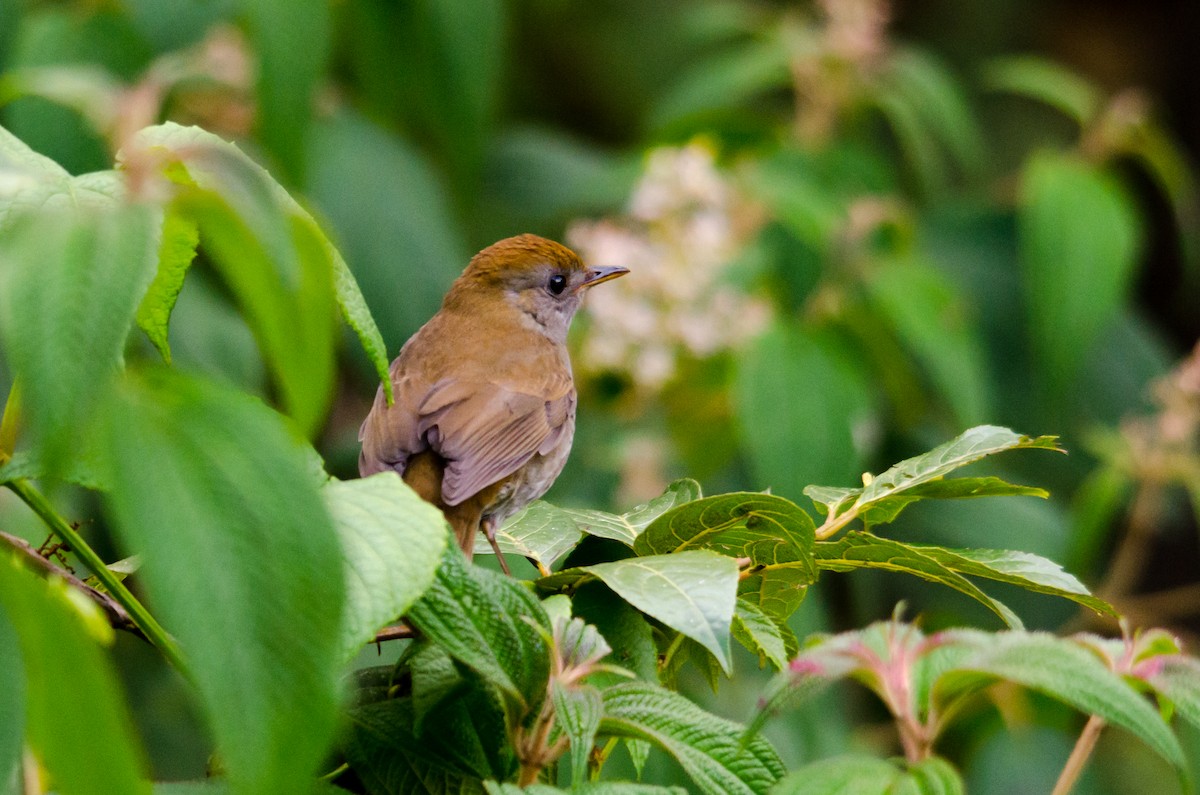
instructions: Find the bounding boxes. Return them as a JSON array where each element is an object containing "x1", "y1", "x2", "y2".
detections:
[{"x1": 1, "y1": 0, "x2": 1198, "y2": 791}]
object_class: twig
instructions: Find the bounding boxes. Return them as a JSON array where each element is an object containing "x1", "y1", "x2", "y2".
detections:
[
  {"x1": 5, "y1": 477, "x2": 189, "y2": 676},
  {"x1": 0, "y1": 530, "x2": 146, "y2": 641},
  {"x1": 1051, "y1": 715, "x2": 1106, "y2": 795},
  {"x1": 372, "y1": 623, "x2": 418, "y2": 643}
]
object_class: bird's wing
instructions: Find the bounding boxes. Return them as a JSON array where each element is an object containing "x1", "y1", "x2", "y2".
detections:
[{"x1": 417, "y1": 373, "x2": 575, "y2": 506}]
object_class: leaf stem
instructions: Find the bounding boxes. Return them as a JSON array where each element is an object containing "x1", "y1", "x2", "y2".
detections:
[
  {"x1": 1051, "y1": 714, "x2": 1106, "y2": 795},
  {"x1": 5, "y1": 477, "x2": 189, "y2": 676}
]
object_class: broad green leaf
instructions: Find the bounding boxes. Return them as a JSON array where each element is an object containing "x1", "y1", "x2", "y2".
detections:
[
  {"x1": 0, "y1": 121, "x2": 68, "y2": 178},
  {"x1": 982, "y1": 56, "x2": 1102, "y2": 126},
  {"x1": 809, "y1": 425, "x2": 1060, "y2": 532},
  {"x1": 1019, "y1": 152, "x2": 1141, "y2": 396},
  {"x1": 154, "y1": 784, "x2": 348, "y2": 795},
  {"x1": 939, "y1": 631, "x2": 1187, "y2": 773},
  {"x1": 477, "y1": 500, "x2": 582, "y2": 574},
  {"x1": 915, "y1": 545, "x2": 1114, "y2": 616},
  {"x1": 241, "y1": 0, "x2": 329, "y2": 181},
  {"x1": 770, "y1": 755, "x2": 905, "y2": 795},
  {"x1": 0, "y1": 611, "x2": 21, "y2": 794},
  {"x1": 0, "y1": 555, "x2": 150, "y2": 795},
  {"x1": 865, "y1": 260, "x2": 989, "y2": 427},
  {"x1": 600, "y1": 681, "x2": 784, "y2": 795},
  {"x1": 570, "y1": 581, "x2": 659, "y2": 683},
  {"x1": 484, "y1": 782, "x2": 686, "y2": 795},
  {"x1": 99, "y1": 369, "x2": 344, "y2": 795},
  {"x1": 123, "y1": 122, "x2": 393, "y2": 425},
  {"x1": 407, "y1": 543, "x2": 551, "y2": 711},
  {"x1": 814, "y1": 532, "x2": 1023, "y2": 628},
  {"x1": 735, "y1": 322, "x2": 872, "y2": 499},
  {"x1": 0, "y1": 203, "x2": 160, "y2": 473},
  {"x1": 578, "y1": 551, "x2": 738, "y2": 674},
  {"x1": 636, "y1": 492, "x2": 816, "y2": 568},
  {"x1": 564, "y1": 479, "x2": 702, "y2": 546},
  {"x1": 807, "y1": 476, "x2": 1048, "y2": 530},
  {"x1": 346, "y1": 698, "x2": 498, "y2": 793},
  {"x1": 552, "y1": 682, "x2": 603, "y2": 786},
  {"x1": 135, "y1": 210, "x2": 199, "y2": 363},
  {"x1": 731, "y1": 599, "x2": 789, "y2": 671},
  {"x1": 322, "y1": 473, "x2": 448, "y2": 663},
  {"x1": 409, "y1": 642, "x2": 466, "y2": 735}
]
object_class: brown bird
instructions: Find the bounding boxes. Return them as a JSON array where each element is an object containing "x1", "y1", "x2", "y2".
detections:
[{"x1": 358, "y1": 234, "x2": 628, "y2": 571}]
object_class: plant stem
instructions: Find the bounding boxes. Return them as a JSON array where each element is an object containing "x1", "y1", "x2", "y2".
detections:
[
  {"x1": 1051, "y1": 715, "x2": 1106, "y2": 795},
  {"x1": 5, "y1": 477, "x2": 189, "y2": 676},
  {"x1": 0, "y1": 381, "x2": 20, "y2": 464}
]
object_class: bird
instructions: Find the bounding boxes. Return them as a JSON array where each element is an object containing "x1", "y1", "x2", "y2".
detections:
[{"x1": 358, "y1": 234, "x2": 628, "y2": 572}]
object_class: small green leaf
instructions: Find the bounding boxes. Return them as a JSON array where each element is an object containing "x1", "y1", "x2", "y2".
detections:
[
  {"x1": 940, "y1": 631, "x2": 1187, "y2": 773},
  {"x1": 770, "y1": 754, "x2": 905, "y2": 795},
  {"x1": 99, "y1": 369, "x2": 344, "y2": 795},
  {"x1": 477, "y1": 500, "x2": 582, "y2": 573},
  {"x1": 814, "y1": 532, "x2": 1023, "y2": 628},
  {"x1": 136, "y1": 209, "x2": 199, "y2": 363},
  {"x1": 982, "y1": 56, "x2": 1102, "y2": 126},
  {"x1": 407, "y1": 543, "x2": 551, "y2": 711},
  {"x1": 731, "y1": 599, "x2": 789, "y2": 671},
  {"x1": 0, "y1": 556, "x2": 151, "y2": 795},
  {"x1": 563, "y1": 479, "x2": 702, "y2": 546},
  {"x1": 808, "y1": 476, "x2": 1048, "y2": 530},
  {"x1": 600, "y1": 681, "x2": 784, "y2": 795},
  {"x1": 1149, "y1": 657, "x2": 1200, "y2": 731},
  {"x1": 582, "y1": 551, "x2": 738, "y2": 674},
  {"x1": 553, "y1": 682, "x2": 603, "y2": 786},
  {"x1": 323, "y1": 473, "x2": 448, "y2": 663},
  {"x1": 1019, "y1": 152, "x2": 1141, "y2": 396}
]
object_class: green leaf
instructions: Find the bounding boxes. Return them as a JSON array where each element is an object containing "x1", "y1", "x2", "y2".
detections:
[
  {"x1": 241, "y1": 0, "x2": 329, "y2": 181},
  {"x1": 484, "y1": 782, "x2": 686, "y2": 795},
  {"x1": 323, "y1": 473, "x2": 448, "y2": 663},
  {"x1": 478, "y1": 500, "x2": 583, "y2": 574},
  {"x1": 563, "y1": 479, "x2": 703, "y2": 546},
  {"x1": 982, "y1": 56, "x2": 1102, "y2": 126},
  {"x1": 814, "y1": 532, "x2": 1023, "y2": 628},
  {"x1": 865, "y1": 260, "x2": 989, "y2": 426},
  {"x1": 770, "y1": 754, "x2": 906, "y2": 795},
  {"x1": 346, "y1": 698, "x2": 497, "y2": 793},
  {"x1": 0, "y1": 121, "x2": 69, "y2": 179},
  {"x1": 579, "y1": 551, "x2": 738, "y2": 674},
  {"x1": 409, "y1": 642, "x2": 466, "y2": 734},
  {"x1": 809, "y1": 425, "x2": 1060, "y2": 533},
  {"x1": 0, "y1": 555, "x2": 151, "y2": 795},
  {"x1": 735, "y1": 322, "x2": 872, "y2": 499},
  {"x1": 731, "y1": 599, "x2": 789, "y2": 671},
  {"x1": 1149, "y1": 657, "x2": 1200, "y2": 730},
  {"x1": 99, "y1": 369, "x2": 344, "y2": 795},
  {"x1": 0, "y1": 203, "x2": 160, "y2": 473},
  {"x1": 407, "y1": 543, "x2": 551, "y2": 712},
  {"x1": 600, "y1": 681, "x2": 784, "y2": 795},
  {"x1": 135, "y1": 209, "x2": 199, "y2": 363},
  {"x1": 0, "y1": 611, "x2": 21, "y2": 793},
  {"x1": 940, "y1": 631, "x2": 1187, "y2": 773},
  {"x1": 1019, "y1": 152, "x2": 1141, "y2": 396},
  {"x1": 570, "y1": 581, "x2": 660, "y2": 683},
  {"x1": 808, "y1": 476, "x2": 1049, "y2": 530},
  {"x1": 552, "y1": 682, "x2": 604, "y2": 786},
  {"x1": 636, "y1": 492, "x2": 815, "y2": 565}
]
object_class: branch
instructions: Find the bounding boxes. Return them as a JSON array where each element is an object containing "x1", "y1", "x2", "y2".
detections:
[
  {"x1": 372, "y1": 623, "x2": 417, "y2": 643},
  {"x1": 0, "y1": 530, "x2": 146, "y2": 641}
]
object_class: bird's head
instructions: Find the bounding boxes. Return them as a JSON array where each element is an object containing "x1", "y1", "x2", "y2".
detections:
[{"x1": 446, "y1": 234, "x2": 629, "y2": 343}]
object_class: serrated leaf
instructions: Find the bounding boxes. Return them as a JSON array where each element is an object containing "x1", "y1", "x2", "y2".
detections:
[
  {"x1": 814, "y1": 532, "x2": 1023, "y2": 628},
  {"x1": 346, "y1": 698, "x2": 497, "y2": 793},
  {"x1": 409, "y1": 642, "x2": 465, "y2": 734},
  {"x1": 810, "y1": 425, "x2": 1060, "y2": 534},
  {"x1": 552, "y1": 682, "x2": 603, "y2": 786},
  {"x1": 915, "y1": 545, "x2": 1114, "y2": 617},
  {"x1": 136, "y1": 209, "x2": 199, "y2": 363},
  {"x1": 731, "y1": 599, "x2": 789, "y2": 671},
  {"x1": 563, "y1": 479, "x2": 702, "y2": 546},
  {"x1": 939, "y1": 631, "x2": 1187, "y2": 773},
  {"x1": 476, "y1": 500, "x2": 582, "y2": 574},
  {"x1": 323, "y1": 473, "x2": 447, "y2": 663},
  {"x1": 99, "y1": 369, "x2": 344, "y2": 795},
  {"x1": 1019, "y1": 152, "x2": 1141, "y2": 396},
  {"x1": 0, "y1": 203, "x2": 160, "y2": 474},
  {"x1": 581, "y1": 551, "x2": 738, "y2": 674},
  {"x1": 600, "y1": 681, "x2": 783, "y2": 795},
  {"x1": 0, "y1": 556, "x2": 151, "y2": 795},
  {"x1": 407, "y1": 543, "x2": 551, "y2": 712}
]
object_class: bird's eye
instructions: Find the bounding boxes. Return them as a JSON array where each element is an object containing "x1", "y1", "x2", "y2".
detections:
[{"x1": 547, "y1": 274, "x2": 568, "y2": 295}]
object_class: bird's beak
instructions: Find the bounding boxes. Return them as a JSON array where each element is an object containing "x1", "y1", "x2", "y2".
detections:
[{"x1": 579, "y1": 265, "x2": 630, "y2": 290}]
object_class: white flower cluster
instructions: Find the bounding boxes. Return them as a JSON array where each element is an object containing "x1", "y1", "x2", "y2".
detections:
[{"x1": 567, "y1": 144, "x2": 771, "y2": 391}]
